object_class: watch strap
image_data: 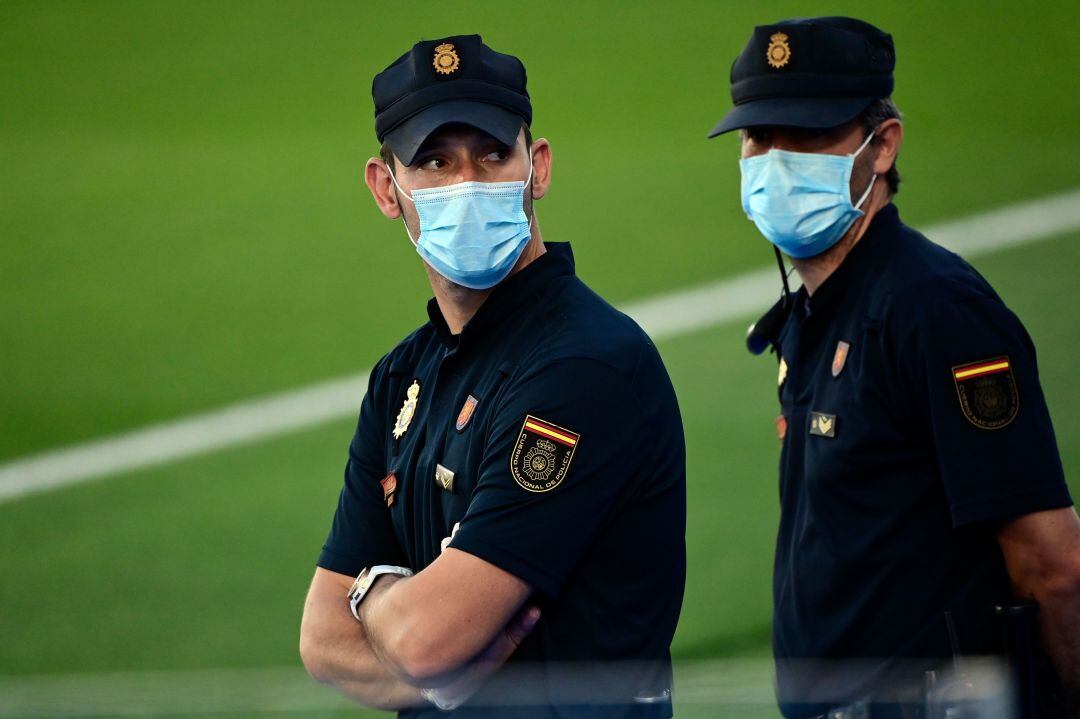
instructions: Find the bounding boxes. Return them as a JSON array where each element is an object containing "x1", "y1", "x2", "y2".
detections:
[{"x1": 348, "y1": 565, "x2": 413, "y2": 621}]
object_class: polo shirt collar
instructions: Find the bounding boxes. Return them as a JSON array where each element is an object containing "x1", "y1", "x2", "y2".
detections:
[
  {"x1": 426, "y1": 242, "x2": 577, "y2": 347},
  {"x1": 800, "y1": 203, "x2": 900, "y2": 320}
]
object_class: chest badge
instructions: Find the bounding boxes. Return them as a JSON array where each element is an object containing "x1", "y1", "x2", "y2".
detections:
[
  {"x1": 455, "y1": 395, "x2": 479, "y2": 432},
  {"x1": 510, "y1": 415, "x2": 580, "y2": 493},
  {"x1": 380, "y1": 472, "x2": 398, "y2": 507},
  {"x1": 778, "y1": 357, "x2": 788, "y2": 387},
  {"x1": 434, "y1": 464, "x2": 455, "y2": 493},
  {"x1": 952, "y1": 356, "x2": 1019, "y2": 429},
  {"x1": 392, "y1": 381, "x2": 420, "y2": 440},
  {"x1": 832, "y1": 341, "x2": 851, "y2": 378},
  {"x1": 809, "y1": 411, "x2": 837, "y2": 438}
]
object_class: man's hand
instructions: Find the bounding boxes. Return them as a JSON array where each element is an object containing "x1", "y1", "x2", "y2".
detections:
[{"x1": 421, "y1": 604, "x2": 541, "y2": 710}]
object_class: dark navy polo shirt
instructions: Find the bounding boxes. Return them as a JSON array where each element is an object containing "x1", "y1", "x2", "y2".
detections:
[
  {"x1": 772, "y1": 203, "x2": 1072, "y2": 716},
  {"x1": 318, "y1": 243, "x2": 686, "y2": 719}
]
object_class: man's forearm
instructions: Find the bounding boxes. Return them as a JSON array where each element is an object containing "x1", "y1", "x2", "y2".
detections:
[
  {"x1": 1038, "y1": 589, "x2": 1080, "y2": 711},
  {"x1": 357, "y1": 573, "x2": 421, "y2": 680},
  {"x1": 299, "y1": 576, "x2": 422, "y2": 709}
]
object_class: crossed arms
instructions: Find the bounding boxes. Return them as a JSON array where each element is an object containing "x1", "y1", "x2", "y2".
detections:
[{"x1": 299, "y1": 546, "x2": 534, "y2": 710}]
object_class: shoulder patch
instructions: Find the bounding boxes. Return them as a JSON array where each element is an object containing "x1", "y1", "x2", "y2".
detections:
[
  {"x1": 509, "y1": 415, "x2": 580, "y2": 493},
  {"x1": 952, "y1": 356, "x2": 1019, "y2": 430}
]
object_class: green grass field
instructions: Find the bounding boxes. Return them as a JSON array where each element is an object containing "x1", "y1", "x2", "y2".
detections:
[{"x1": 2, "y1": 1, "x2": 1079, "y2": 717}]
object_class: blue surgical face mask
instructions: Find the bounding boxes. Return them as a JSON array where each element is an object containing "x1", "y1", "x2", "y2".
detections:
[
  {"x1": 739, "y1": 132, "x2": 877, "y2": 259},
  {"x1": 389, "y1": 159, "x2": 534, "y2": 290}
]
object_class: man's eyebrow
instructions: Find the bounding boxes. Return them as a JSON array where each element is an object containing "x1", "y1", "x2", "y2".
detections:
[{"x1": 414, "y1": 133, "x2": 509, "y2": 155}]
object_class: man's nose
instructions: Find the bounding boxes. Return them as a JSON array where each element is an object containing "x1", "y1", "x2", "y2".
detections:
[{"x1": 454, "y1": 159, "x2": 483, "y2": 183}]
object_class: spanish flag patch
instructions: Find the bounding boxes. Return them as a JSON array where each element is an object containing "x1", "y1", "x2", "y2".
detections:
[
  {"x1": 509, "y1": 415, "x2": 580, "y2": 493},
  {"x1": 951, "y1": 356, "x2": 1019, "y2": 430}
]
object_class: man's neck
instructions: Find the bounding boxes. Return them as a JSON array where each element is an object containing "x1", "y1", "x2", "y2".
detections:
[
  {"x1": 430, "y1": 223, "x2": 546, "y2": 335},
  {"x1": 792, "y1": 184, "x2": 892, "y2": 296}
]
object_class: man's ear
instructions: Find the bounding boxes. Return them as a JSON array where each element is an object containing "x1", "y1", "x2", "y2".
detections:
[
  {"x1": 364, "y1": 157, "x2": 403, "y2": 219},
  {"x1": 872, "y1": 119, "x2": 903, "y2": 177},
  {"x1": 528, "y1": 138, "x2": 552, "y2": 201}
]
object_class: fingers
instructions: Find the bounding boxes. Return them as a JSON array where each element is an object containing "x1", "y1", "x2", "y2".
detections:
[
  {"x1": 476, "y1": 606, "x2": 540, "y2": 670},
  {"x1": 424, "y1": 605, "x2": 541, "y2": 708},
  {"x1": 504, "y1": 606, "x2": 541, "y2": 647}
]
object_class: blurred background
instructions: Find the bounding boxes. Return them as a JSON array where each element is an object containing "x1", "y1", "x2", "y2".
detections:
[{"x1": 1, "y1": 0, "x2": 1078, "y2": 716}]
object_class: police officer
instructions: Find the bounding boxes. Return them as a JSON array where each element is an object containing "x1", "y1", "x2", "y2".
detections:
[
  {"x1": 300, "y1": 35, "x2": 686, "y2": 719},
  {"x1": 708, "y1": 17, "x2": 1080, "y2": 718}
]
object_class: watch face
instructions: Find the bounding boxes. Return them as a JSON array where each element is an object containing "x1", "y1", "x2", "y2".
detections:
[{"x1": 348, "y1": 568, "x2": 371, "y2": 599}]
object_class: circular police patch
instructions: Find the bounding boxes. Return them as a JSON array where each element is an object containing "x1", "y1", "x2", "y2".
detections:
[
  {"x1": 952, "y1": 356, "x2": 1019, "y2": 430},
  {"x1": 509, "y1": 415, "x2": 580, "y2": 493}
]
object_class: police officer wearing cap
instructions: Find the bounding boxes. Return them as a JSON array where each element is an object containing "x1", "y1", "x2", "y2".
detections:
[
  {"x1": 709, "y1": 17, "x2": 1080, "y2": 718},
  {"x1": 299, "y1": 36, "x2": 686, "y2": 718}
]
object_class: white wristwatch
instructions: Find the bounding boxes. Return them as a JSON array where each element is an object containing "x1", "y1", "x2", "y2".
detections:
[{"x1": 347, "y1": 565, "x2": 413, "y2": 621}]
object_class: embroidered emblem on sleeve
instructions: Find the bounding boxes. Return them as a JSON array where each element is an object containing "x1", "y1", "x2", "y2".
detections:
[
  {"x1": 952, "y1": 356, "x2": 1019, "y2": 429},
  {"x1": 509, "y1": 415, "x2": 580, "y2": 493}
]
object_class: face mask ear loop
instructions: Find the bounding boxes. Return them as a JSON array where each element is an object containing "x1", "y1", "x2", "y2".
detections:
[
  {"x1": 851, "y1": 132, "x2": 878, "y2": 211},
  {"x1": 851, "y1": 131, "x2": 876, "y2": 158},
  {"x1": 853, "y1": 174, "x2": 877, "y2": 211},
  {"x1": 386, "y1": 163, "x2": 419, "y2": 247},
  {"x1": 524, "y1": 151, "x2": 536, "y2": 232}
]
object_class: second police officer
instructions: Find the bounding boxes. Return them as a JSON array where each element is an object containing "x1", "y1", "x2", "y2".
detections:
[{"x1": 709, "y1": 16, "x2": 1080, "y2": 718}]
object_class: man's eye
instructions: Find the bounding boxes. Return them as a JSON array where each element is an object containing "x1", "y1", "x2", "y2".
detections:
[
  {"x1": 420, "y1": 158, "x2": 446, "y2": 170},
  {"x1": 747, "y1": 129, "x2": 770, "y2": 145},
  {"x1": 482, "y1": 150, "x2": 509, "y2": 162}
]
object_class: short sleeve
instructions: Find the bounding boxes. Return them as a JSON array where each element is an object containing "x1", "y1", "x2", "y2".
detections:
[
  {"x1": 904, "y1": 288, "x2": 1071, "y2": 526},
  {"x1": 317, "y1": 361, "x2": 408, "y2": 576},
  {"x1": 449, "y1": 357, "x2": 648, "y2": 597}
]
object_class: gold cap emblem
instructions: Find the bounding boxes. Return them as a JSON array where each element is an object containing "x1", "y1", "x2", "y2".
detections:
[
  {"x1": 392, "y1": 381, "x2": 421, "y2": 439},
  {"x1": 433, "y1": 43, "x2": 460, "y2": 75},
  {"x1": 766, "y1": 32, "x2": 791, "y2": 69}
]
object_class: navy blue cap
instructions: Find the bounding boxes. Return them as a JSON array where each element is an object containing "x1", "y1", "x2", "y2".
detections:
[
  {"x1": 373, "y1": 35, "x2": 532, "y2": 166},
  {"x1": 709, "y1": 17, "x2": 894, "y2": 136}
]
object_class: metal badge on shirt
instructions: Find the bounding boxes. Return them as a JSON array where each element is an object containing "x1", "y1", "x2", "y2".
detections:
[
  {"x1": 455, "y1": 394, "x2": 479, "y2": 432},
  {"x1": 393, "y1": 380, "x2": 420, "y2": 439},
  {"x1": 509, "y1": 415, "x2": 580, "y2": 493},
  {"x1": 951, "y1": 356, "x2": 1019, "y2": 429},
  {"x1": 380, "y1": 472, "x2": 398, "y2": 507},
  {"x1": 809, "y1": 411, "x2": 837, "y2": 438},
  {"x1": 434, "y1": 463, "x2": 455, "y2": 493},
  {"x1": 832, "y1": 341, "x2": 851, "y2": 378}
]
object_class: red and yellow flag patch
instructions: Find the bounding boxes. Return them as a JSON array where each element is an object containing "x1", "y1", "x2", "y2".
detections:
[
  {"x1": 952, "y1": 358, "x2": 1011, "y2": 381},
  {"x1": 951, "y1": 356, "x2": 1019, "y2": 429}
]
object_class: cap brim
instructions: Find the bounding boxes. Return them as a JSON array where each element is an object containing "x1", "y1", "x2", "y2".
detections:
[
  {"x1": 384, "y1": 100, "x2": 525, "y2": 166},
  {"x1": 707, "y1": 96, "x2": 875, "y2": 137}
]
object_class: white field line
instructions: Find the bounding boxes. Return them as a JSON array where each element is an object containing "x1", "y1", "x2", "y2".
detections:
[{"x1": 2, "y1": 188, "x2": 1079, "y2": 505}]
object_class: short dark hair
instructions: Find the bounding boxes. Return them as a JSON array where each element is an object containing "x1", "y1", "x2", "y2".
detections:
[
  {"x1": 380, "y1": 123, "x2": 533, "y2": 174},
  {"x1": 858, "y1": 97, "x2": 901, "y2": 195}
]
